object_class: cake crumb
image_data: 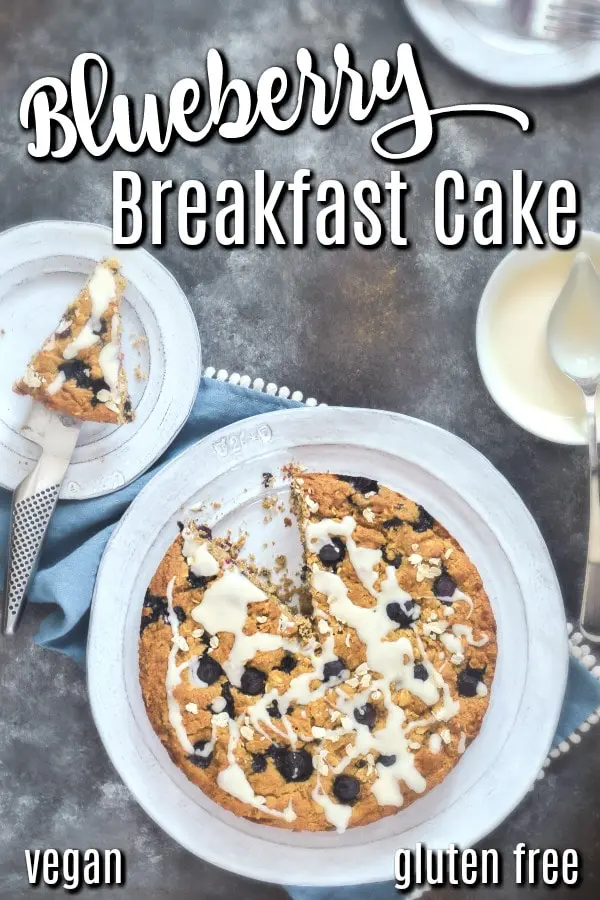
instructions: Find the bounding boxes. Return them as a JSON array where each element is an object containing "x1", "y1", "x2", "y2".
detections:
[
  {"x1": 296, "y1": 616, "x2": 313, "y2": 642},
  {"x1": 131, "y1": 334, "x2": 148, "y2": 352}
]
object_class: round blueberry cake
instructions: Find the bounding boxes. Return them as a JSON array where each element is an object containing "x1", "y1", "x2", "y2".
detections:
[{"x1": 139, "y1": 470, "x2": 497, "y2": 832}]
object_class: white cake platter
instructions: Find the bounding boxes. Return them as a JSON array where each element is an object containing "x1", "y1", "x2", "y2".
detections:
[
  {"x1": 88, "y1": 406, "x2": 568, "y2": 886},
  {"x1": 0, "y1": 220, "x2": 201, "y2": 499},
  {"x1": 405, "y1": 0, "x2": 600, "y2": 88}
]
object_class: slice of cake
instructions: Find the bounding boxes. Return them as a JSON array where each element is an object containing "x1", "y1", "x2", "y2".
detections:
[{"x1": 14, "y1": 258, "x2": 134, "y2": 425}]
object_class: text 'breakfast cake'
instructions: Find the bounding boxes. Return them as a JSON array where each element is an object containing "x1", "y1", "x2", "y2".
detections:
[
  {"x1": 14, "y1": 258, "x2": 134, "y2": 425},
  {"x1": 139, "y1": 470, "x2": 496, "y2": 833}
]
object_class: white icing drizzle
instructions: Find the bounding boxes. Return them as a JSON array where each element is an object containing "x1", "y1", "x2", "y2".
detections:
[
  {"x1": 346, "y1": 537, "x2": 381, "y2": 596},
  {"x1": 458, "y1": 732, "x2": 467, "y2": 754},
  {"x1": 217, "y1": 720, "x2": 296, "y2": 822},
  {"x1": 402, "y1": 633, "x2": 460, "y2": 734},
  {"x1": 188, "y1": 658, "x2": 208, "y2": 688},
  {"x1": 89, "y1": 263, "x2": 117, "y2": 317},
  {"x1": 307, "y1": 515, "x2": 391, "y2": 603},
  {"x1": 229, "y1": 633, "x2": 283, "y2": 688},
  {"x1": 63, "y1": 323, "x2": 99, "y2": 359},
  {"x1": 371, "y1": 768, "x2": 404, "y2": 807},
  {"x1": 377, "y1": 566, "x2": 421, "y2": 624},
  {"x1": 182, "y1": 530, "x2": 220, "y2": 577},
  {"x1": 312, "y1": 777, "x2": 353, "y2": 832},
  {"x1": 191, "y1": 571, "x2": 282, "y2": 686},
  {"x1": 63, "y1": 262, "x2": 117, "y2": 361},
  {"x1": 306, "y1": 515, "x2": 355, "y2": 548},
  {"x1": 165, "y1": 577, "x2": 195, "y2": 754},
  {"x1": 308, "y1": 516, "x2": 419, "y2": 619},
  {"x1": 311, "y1": 566, "x2": 429, "y2": 700},
  {"x1": 188, "y1": 575, "x2": 353, "y2": 828},
  {"x1": 304, "y1": 513, "x2": 470, "y2": 811},
  {"x1": 452, "y1": 623, "x2": 489, "y2": 647},
  {"x1": 449, "y1": 588, "x2": 474, "y2": 616},
  {"x1": 46, "y1": 371, "x2": 66, "y2": 395},
  {"x1": 311, "y1": 564, "x2": 431, "y2": 806},
  {"x1": 440, "y1": 632, "x2": 463, "y2": 657},
  {"x1": 435, "y1": 683, "x2": 461, "y2": 721},
  {"x1": 245, "y1": 688, "x2": 298, "y2": 747},
  {"x1": 192, "y1": 569, "x2": 266, "y2": 633},
  {"x1": 404, "y1": 712, "x2": 438, "y2": 735},
  {"x1": 280, "y1": 636, "x2": 344, "y2": 712}
]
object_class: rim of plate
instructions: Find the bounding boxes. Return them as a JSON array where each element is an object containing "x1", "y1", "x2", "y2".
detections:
[
  {"x1": 88, "y1": 406, "x2": 568, "y2": 886},
  {"x1": 404, "y1": 0, "x2": 600, "y2": 88},
  {"x1": 0, "y1": 220, "x2": 201, "y2": 499}
]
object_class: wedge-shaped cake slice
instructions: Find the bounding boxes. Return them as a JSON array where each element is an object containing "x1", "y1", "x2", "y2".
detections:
[{"x1": 14, "y1": 258, "x2": 134, "y2": 424}]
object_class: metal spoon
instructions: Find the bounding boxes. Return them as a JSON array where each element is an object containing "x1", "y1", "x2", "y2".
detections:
[{"x1": 548, "y1": 252, "x2": 600, "y2": 641}]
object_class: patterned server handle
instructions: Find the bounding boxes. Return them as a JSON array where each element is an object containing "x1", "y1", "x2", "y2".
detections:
[{"x1": 3, "y1": 482, "x2": 61, "y2": 635}]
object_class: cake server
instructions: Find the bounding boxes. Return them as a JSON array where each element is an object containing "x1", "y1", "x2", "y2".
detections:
[{"x1": 3, "y1": 404, "x2": 81, "y2": 636}]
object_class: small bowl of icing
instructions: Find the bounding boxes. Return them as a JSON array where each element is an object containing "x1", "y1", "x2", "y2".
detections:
[{"x1": 476, "y1": 231, "x2": 600, "y2": 444}]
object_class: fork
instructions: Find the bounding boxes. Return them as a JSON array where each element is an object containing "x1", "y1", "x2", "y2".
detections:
[{"x1": 511, "y1": 0, "x2": 600, "y2": 39}]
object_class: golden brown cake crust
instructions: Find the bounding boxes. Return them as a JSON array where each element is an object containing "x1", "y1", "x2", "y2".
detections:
[
  {"x1": 139, "y1": 474, "x2": 497, "y2": 833},
  {"x1": 14, "y1": 258, "x2": 134, "y2": 425}
]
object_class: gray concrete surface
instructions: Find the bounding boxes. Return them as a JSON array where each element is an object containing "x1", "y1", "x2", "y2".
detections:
[{"x1": 1, "y1": 0, "x2": 599, "y2": 897}]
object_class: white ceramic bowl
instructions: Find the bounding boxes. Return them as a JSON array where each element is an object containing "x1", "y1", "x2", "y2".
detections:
[{"x1": 476, "y1": 231, "x2": 600, "y2": 445}]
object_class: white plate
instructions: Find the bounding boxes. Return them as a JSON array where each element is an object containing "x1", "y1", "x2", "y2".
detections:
[
  {"x1": 0, "y1": 221, "x2": 201, "y2": 499},
  {"x1": 405, "y1": 0, "x2": 600, "y2": 88},
  {"x1": 88, "y1": 406, "x2": 568, "y2": 886},
  {"x1": 476, "y1": 230, "x2": 600, "y2": 445}
]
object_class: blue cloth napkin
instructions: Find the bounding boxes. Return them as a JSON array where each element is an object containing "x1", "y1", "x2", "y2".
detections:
[{"x1": 1, "y1": 376, "x2": 599, "y2": 898}]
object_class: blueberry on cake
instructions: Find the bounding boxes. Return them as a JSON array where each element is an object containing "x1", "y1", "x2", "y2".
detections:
[
  {"x1": 14, "y1": 258, "x2": 134, "y2": 425},
  {"x1": 139, "y1": 473, "x2": 496, "y2": 832}
]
